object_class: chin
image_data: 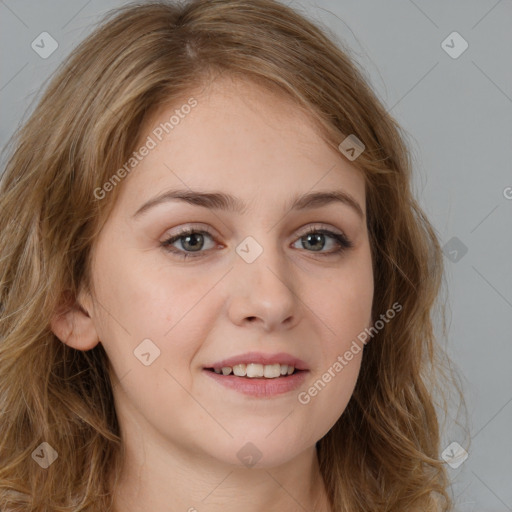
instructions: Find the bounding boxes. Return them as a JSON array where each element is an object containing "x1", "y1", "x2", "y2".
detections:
[{"x1": 206, "y1": 432, "x2": 312, "y2": 470}]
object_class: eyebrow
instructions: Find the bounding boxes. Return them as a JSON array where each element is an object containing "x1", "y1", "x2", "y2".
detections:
[{"x1": 132, "y1": 188, "x2": 365, "y2": 220}]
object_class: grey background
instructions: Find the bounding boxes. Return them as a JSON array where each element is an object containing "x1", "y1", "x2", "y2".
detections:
[{"x1": 1, "y1": 1, "x2": 511, "y2": 510}]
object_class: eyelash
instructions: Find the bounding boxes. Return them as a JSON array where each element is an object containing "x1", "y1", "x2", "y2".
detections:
[{"x1": 160, "y1": 225, "x2": 353, "y2": 260}]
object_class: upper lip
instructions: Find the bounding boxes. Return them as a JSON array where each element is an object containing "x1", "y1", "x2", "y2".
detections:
[{"x1": 205, "y1": 351, "x2": 309, "y2": 371}]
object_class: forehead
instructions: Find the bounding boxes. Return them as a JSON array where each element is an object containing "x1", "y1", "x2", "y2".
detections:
[{"x1": 117, "y1": 76, "x2": 366, "y2": 214}]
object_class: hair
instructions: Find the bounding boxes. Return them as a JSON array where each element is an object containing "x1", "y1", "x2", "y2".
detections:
[{"x1": 0, "y1": 0, "x2": 459, "y2": 510}]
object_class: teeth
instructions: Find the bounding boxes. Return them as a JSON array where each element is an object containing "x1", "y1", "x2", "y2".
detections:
[
  {"x1": 263, "y1": 364, "x2": 281, "y2": 378},
  {"x1": 212, "y1": 363, "x2": 296, "y2": 378},
  {"x1": 233, "y1": 364, "x2": 246, "y2": 376},
  {"x1": 246, "y1": 363, "x2": 263, "y2": 378}
]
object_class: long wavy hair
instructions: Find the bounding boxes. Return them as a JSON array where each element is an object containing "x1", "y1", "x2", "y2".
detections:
[{"x1": 0, "y1": 0, "x2": 458, "y2": 510}]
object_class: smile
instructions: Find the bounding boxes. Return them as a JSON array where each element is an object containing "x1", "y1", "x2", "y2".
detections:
[
  {"x1": 203, "y1": 366, "x2": 308, "y2": 398},
  {"x1": 209, "y1": 362, "x2": 296, "y2": 378}
]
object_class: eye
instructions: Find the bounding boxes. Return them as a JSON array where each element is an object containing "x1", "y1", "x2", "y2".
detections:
[
  {"x1": 291, "y1": 226, "x2": 353, "y2": 256},
  {"x1": 161, "y1": 227, "x2": 217, "y2": 259},
  {"x1": 160, "y1": 224, "x2": 353, "y2": 260}
]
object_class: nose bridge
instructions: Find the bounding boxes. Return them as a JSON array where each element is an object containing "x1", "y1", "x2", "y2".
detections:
[
  {"x1": 236, "y1": 231, "x2": 287, "y2": 285},
  {"x1": 227, "y1": 230, "x2": 299, "y2": 328}
]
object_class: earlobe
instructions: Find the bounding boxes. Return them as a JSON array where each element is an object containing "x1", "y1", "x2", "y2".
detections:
[{"x1": 50, "y1": 292, "x2": 99, "y2": 351}]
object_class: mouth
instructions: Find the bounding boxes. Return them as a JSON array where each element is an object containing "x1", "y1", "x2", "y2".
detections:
[
  {"x1": 204, "y1": 363, "x2": 304, "y2": 379},
  {"x1": 202, "y1": 363, "x2": 309, "y2": 398}
]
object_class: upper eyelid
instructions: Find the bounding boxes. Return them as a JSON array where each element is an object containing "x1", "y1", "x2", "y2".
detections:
[{"x1": 164, "y1": 222, "x2": 347, "y2": 239}]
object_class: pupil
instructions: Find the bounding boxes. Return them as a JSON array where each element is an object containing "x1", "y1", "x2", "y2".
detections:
[
  {"x1": 184, "y1": 233, "x2": 203, "y2": 251},
  {"x1": 305, "y1": 233, "x2": 323, "y2": 251}
]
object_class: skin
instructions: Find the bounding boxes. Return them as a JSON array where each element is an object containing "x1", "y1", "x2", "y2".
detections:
[{"x1": 51, "y1": 75, "x2": 374, "y2": 512}]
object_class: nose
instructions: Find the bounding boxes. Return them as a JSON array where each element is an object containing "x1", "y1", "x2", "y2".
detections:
[{"x1": 226, "y1": 236, "x2": 301, "y2": 332}]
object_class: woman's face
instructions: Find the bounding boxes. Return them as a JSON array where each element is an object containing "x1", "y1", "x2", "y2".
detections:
[{"x1": 79, "y1": 77, "x2": 374, "y2": 468}]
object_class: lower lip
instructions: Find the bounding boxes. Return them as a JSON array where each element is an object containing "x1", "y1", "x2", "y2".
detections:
[{"x1": 202, "y1": 369, "x2": 308, "y2": 398}]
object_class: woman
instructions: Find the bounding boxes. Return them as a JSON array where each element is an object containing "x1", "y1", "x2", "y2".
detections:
[{"x1": 0, "y1": 1, "x2": 457, "y2": 510}]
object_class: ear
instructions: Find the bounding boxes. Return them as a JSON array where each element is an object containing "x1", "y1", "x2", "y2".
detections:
[{"x1": 50, "y1": 289, "x2": 100, "y2": 350}]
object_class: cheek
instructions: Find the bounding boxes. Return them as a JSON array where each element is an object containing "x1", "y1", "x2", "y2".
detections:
[
  {"x1": 92, "y1": 247, "x2": 189, "y2": 333},
  {"x1": 306, "y1": 254, "x2": 373, "y2": 346},
  {"x1": 298, "y1": 250, "x2": 372, "y2": 422},
  {"x1": 91, "y1": 252, "x2": 219, "y2": 375},
  {"x1": 296, "y1": 349, "x2": 362, "y2": 444}
]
